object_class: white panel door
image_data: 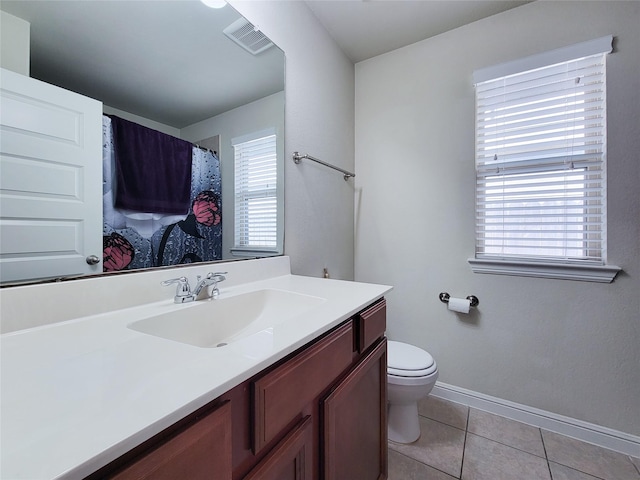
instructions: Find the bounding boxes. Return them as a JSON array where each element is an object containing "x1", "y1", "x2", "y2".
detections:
[{"x1": 0, "y1": 67, "x2": 102, "y2": 283}]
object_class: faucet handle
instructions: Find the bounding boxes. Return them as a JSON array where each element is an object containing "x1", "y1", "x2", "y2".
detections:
[
  {"x1": 210, "y1": 271, "x2": 227, "y2": 282},
  {"x1": 161, "y1": 276, "x2": 194, "y2": 303},
  {"x1": 203, "y1": 272, "x2": 227, "y2": 299}
]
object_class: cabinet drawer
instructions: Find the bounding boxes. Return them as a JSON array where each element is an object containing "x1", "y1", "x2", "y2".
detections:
[
  {"x1": 252, "y1": 321, "x2": 354, "y2": 453},
  {"x1": 358, "y1": 299, "x2": 386, "y2": 353},
  {"x1": 109, "y1": 401, "x2": 232, "y2": 480}
]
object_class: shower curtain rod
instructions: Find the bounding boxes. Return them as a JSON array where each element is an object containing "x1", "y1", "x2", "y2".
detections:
[
  {"x1": 195, "y1": 144, "x2": 217, "y2": 156},
  {"x1": 292, "y1": 152, "x2": 355, "y2": 180}
]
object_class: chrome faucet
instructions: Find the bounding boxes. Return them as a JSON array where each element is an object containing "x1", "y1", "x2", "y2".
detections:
[
  {"x1": 161, "y1": 276, "x2": 194, "y2": 303},
  {"x1": 193, "y1": 271, "x2": 227, "y2": 299},
  {"x1": 161, "y1": 272, "x2": 227, "y2": 303}
]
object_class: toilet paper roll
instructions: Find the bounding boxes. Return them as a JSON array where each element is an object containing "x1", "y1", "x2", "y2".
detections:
[{"x1": 448, "y1": 297, "x2": 470, "y2": 314}]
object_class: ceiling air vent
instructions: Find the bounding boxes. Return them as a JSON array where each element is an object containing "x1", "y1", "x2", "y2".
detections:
[{"x1": 223, "y1": 18, "x2": 274, "y2": 55}]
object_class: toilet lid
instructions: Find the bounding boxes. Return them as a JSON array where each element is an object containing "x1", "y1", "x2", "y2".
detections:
[{"x1": 388, "y1": 341, "x2": 436, "y2": 377}]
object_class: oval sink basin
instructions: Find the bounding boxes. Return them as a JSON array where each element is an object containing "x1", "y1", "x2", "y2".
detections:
[{"x1": 128, "y1": 289, "x2": 326, "y2": 348}]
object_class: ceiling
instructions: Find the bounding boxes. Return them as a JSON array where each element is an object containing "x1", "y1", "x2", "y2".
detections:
[
  {"x1": 305, "y1": 0, "x2": 532, "y2": 63},
  {"x1": 0, "y1": 0, "x2": 531, "y2": 127},
  {"x1": 0, "y1": 0, "x2": 285, "y2": 128}
]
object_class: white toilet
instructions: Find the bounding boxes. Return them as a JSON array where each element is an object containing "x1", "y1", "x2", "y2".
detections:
[{"x1": 387, "y1": 340, "x2": 438, "y2": 443}]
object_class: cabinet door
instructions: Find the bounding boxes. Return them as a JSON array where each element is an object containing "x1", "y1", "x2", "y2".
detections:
[
  {"x1": 243, "y1": 416, "x2": 313, "y2": 480},
  {"x1": 253, "y1": 321, "x2": 354, "y2": 453},
  {"x1": 110, "y1": 401, "x2": 232, "y2": 480},
  {"x1": 322, "y1": 339, "x2": 387, "y2": 480}
]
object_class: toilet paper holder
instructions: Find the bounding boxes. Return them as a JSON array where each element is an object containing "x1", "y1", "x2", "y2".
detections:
[{"x1": 439, "y1": 292, "x2": 479, "y2": 307}]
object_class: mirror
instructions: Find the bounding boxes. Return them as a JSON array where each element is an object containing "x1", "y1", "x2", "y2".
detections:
[{"x1": 0, "y1": 0, "x2": 285, "y2": 285}]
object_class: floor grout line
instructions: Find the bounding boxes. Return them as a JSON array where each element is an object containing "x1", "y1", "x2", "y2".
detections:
[
  {"x1": 631, "y1": 456, "x2": 640, "y2": 477},
  {"x1": 540, "y1": 427, "x2": 554, "y2": 479},
  {"x1": 458, "y1": 405, "x2": 470, "y2": 479},
  {"x1": 391, "y1": 398, "x2": 639, "y2": 480},
  {"x1": 388, "y1": 445, "x2": 459, "y2": 479},
  {"x1": 417, "y1": 412, "x2": 467, "y2": 432}
]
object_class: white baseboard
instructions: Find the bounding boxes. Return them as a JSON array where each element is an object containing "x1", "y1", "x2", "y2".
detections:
[{"x1": 431, "y1": 382, "x2": 640, "y2": 458}]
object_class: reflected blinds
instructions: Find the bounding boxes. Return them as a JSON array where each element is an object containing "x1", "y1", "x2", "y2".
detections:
[{"x1": 233, "y1": 132, "x2": 278, "y2": 249}]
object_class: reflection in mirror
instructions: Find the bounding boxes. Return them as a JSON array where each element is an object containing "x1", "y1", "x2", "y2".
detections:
[{"x1": 0, "y1": 0, "x2": 285, "y2": 285}]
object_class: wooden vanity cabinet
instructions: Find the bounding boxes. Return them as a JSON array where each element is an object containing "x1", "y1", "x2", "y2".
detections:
[
  {"x1": 252, "y1": 321, "x2": 355, "y2": 453},
  {"x1": 244, "y1": 298, "x2": 387, "y2": 480},
  {"x1": 357, "y1": 298, "x2": 387, "y2": 353},
  {"x1": 86, "y1": 298, "x2": 387, "y2": 480},
  {"x1": 322, "y1": 298, "x2": 388, "y2": 480},
  {"x1": 322, "y1": 339, "x2": 387, "y2": 480},
  {"x1": 243, "y1": 416, "x2": 313, "y2": 480},
  {"x1": 103, "y1": 400, "x2": 232, "y2": 480}
]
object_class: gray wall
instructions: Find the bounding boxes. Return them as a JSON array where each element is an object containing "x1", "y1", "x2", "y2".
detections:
[
  {"x1": 230, "y1": 1, "x2": 356, "y2": 281},
  {"x1": 0, "y1": 11, "x2": 29, "y2": 75},
  {"x1": 355, "y1": 1, "x2": 640, "y2": 436}
]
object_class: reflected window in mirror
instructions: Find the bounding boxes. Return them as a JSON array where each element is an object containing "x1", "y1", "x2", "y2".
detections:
[{"x1": 231, "y1": 129, "x2": 279, "y2": 257}]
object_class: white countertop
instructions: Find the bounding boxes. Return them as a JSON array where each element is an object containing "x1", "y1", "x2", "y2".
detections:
[{"x1": 1, "y1": 273, "x2": 391, "y2": 479}]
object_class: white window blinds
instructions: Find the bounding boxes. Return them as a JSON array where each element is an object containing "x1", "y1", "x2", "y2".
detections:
[
  {"x1": 233, "y1": 130, "x2": 278, "y2": 250},
  {"x1": 474, "y1": 39, "x2": 612, "y2": 265}
]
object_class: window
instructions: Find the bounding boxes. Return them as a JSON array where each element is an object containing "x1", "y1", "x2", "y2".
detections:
[
  {"x1": 469, "y1": 36, "x2": 620, "y2": 282},
  {"x1": 232, "y1": 129, "x2": 279, "y2": 254}
]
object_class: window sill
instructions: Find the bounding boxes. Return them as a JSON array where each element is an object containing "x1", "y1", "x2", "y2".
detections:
[
  {"x1": 468, "y1": 258, "x2": 621, "y2": 283},
  {"x1": 230, "y1": 247, "x2": 281, "y2": 258}
]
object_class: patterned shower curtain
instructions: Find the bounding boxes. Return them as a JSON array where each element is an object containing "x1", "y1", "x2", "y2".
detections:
[{"x1": 102, "y1": 116, "x2": 222, "y2": 272}]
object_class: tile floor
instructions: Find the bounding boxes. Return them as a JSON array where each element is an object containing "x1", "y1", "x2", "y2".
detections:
[{"x1": 388, "y1": 396, "x2": 640, "y2": 480}]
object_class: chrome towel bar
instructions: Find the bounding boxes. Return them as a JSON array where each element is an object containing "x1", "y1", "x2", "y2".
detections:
[
  {"x1": 439, "y1": 292, "x2": 479, "y2": 307},
  {"x1": 293, "y1": 152, "x2": 355, "y2": 180}
]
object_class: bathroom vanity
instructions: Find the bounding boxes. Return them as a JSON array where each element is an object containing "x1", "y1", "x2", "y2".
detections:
[
  {"x1": 0, "y1": 257, "x2": 391, "y2": 479},
  {"x1": 89, "y1": 299, "x2": 387, "y2": 480}
]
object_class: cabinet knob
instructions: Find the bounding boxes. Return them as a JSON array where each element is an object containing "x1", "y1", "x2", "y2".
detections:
[{"x1": 86, "y1": 255, "x2": 100, "y2": 265}]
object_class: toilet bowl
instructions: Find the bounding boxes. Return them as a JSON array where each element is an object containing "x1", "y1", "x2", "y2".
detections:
[{"x1": 387, "y1": 340, "x2": 438, "y2": 444}]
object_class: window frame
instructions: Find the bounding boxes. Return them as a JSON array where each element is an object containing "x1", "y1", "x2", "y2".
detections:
[
  {"x1": 468, "y1": 36, "x2": 620, "y2": 283},
  {"x1": 231, "y1": 128, "x2": 281, "y2": 257}
]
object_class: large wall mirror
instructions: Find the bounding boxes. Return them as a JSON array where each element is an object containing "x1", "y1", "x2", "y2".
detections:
[{"x1": 0, "y1": 0, "x2": 285, "y2": 286}]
